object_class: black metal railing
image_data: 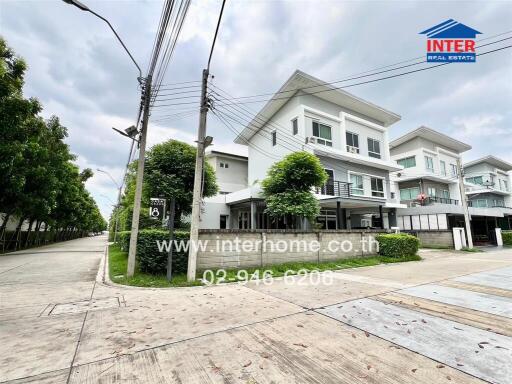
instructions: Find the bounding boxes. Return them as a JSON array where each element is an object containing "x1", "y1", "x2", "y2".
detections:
[
  {"x1": 316, "y1": 181, "x2": 351, "y2": 198},
  {"x1": 426, "y1": 196, "x2": 459, "y2": 205}
]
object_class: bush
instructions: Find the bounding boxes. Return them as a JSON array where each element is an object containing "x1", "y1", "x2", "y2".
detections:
[
  {"x1": 503, "y1": 231, "x2": 512, "y2": 246},
  {"x1": 114, "y1": 229, "x2": 190, "y2": 274},
  {"x1": 376, "y1": 233, "x2": 420, "y2": 258}
]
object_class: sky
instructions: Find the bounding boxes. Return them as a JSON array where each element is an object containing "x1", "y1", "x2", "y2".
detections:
[{"x1": 1, "y1": 0, "x2": 511, "y2": 219}]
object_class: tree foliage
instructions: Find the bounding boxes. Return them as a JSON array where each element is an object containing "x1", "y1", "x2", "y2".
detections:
[
  {"x1": 0, "y1": 37, "x2": 106, "y2": 242},
  {"x1": 262, "y1": 151, "x2": 328, "y2": 225},
  {"x1": 113, "y1": 140, "x2": 218, "y2": 232}
]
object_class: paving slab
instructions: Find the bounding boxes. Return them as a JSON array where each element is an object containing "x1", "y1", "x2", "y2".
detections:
[
  {"x1": 318, "y1": 298, "x2": 512, "y2": 384},
  {"x1": 398, "y1": 284, "x2": 512, "y2": 318},
  {"x1": 455, "y1": 266, "x2": 512, "y2": 291},
  {"x1": 0, "y1": 313, "x2": 85, "y2": 382},
  {"x1": 69, "y1": 312, "x2": 482, "y2": 384},
  {"x1": 245, "y1": 273, "x2": 394, "y2": 308},
  {"x1": 440, "y1": 280, "x2": 512, "y2": 298},
  {"x1": 1, "y1": 369, "x2": 69, "y2": 384},
  {"x1": 73, "y1": 284, "x2": 303, "y2": 366}
]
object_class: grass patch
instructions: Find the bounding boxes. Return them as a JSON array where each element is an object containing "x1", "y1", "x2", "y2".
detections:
[
  {"x1": 460, "y1": 247, "x2": 484, "y2": 253},
  {"x1": 108, "y1": 244, "x2": 201, "y2": 288},
  {"x1": 201, "y1": 254, "x2": 422, "y2": 284},
  {"x1": 109, "y1": 244, "x2": 421, "y2": 287}
]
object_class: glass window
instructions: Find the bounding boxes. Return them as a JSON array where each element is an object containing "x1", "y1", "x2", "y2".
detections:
[
  {"x1": 346, "y1": 131, "x2": 359, "y2": 153},
  {"x1": 399, "y1": 187, "x2": 420, "y2": 200},
  {"x1": 427, "y1": 187, "x2": 436, "y2": 197},
  {"x1": 312, "y1": 122, "x2": 332, "y2": 146},
  {"x1": 371, "y1": 177, "x2": 384, "y2": 197},
  {"x1": 475, "y1": 199, "x2": 488, "y2": 208},
  {"x1": 220, "y1": 215, "x2": 228, "y2": 229},
  {"x1": 504, "y1": 180, "x2": 509, "y2": 192},
  {"x1": 494, "y1": 200, "x2": 505, "y2": 207},
  {"x1": 425, "y1": 156, "x2": 434, "y2": 172},
  {"x1": 397, "y1": 156, "x2": 416, "y2": 168},
  {"x1": 440, "y1": 160, "x2": 446, "y2": 176},
  {"x1": 367, "y1": 138, "x2": 381, "y2": 159},
  {"x1": 292, "y1": 118, "x2": 298, "y2": 135},
  {"x1": 350, "y1": 174, "x2": 364, "y2": 195},
  {"x1": 442, "y1": 190, "x2": 450, "y2": 199},
  {"x1": 450, "y1": 163, "x2": 457, "y2": 176},
  {"x1": 466, "y1": 176, "x2": 483, "y2": 185},
  {"x1": 271, "y1": 131, "x2": 276, "y2": 146}
]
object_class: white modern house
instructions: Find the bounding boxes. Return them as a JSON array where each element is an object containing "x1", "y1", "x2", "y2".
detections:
[
  {"x1": 200, "y1": 70, "x2": 405, "y2": 230},
  {"x1": 463, "y1": 156, "x2": 512, "y2": 239},
  {"x1": 389, "y1": 127, "x2": 512, "y2": 242},
  {"x1": 389, "y1": 126, "x2": 470, "y2": 230}
]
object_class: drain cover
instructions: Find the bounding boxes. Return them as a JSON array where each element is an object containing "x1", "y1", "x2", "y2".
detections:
[{"x1": 50, "y1": 297, "x2": 120, "y2": 315}]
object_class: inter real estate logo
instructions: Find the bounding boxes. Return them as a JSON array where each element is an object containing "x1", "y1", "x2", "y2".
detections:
[{"x1": 420, "y1": 19, "x2": 481, "y2": 63}]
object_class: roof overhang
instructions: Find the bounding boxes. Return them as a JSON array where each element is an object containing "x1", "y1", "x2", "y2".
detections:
[
  {"x1": 313, "y1": 146, "x2": 403, "y2": 172},
  {"x1": 234, "y1": 70, "x2": 401, "y2": 145},
  {"x1": 390, "y1": 126, "x2": 471, "y2": 153},
  {"x1": 464, "y1": 156, "x2": 512, "y2": 172}
]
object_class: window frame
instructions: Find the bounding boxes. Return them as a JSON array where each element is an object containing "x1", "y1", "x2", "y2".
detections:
[
  {"x1": 370, "y1": 177, "x2": 385, "y2": 198},
  {"x1": 450, "y1": 163, "x2": 457, "y2": 176},
  {"x1": 367, "y1": 138, "x2": 381, "y2": 159},
  {"x1": 427, "y1": 187, "x2": 436, "y2": 197},
  {"x1": 312, "y1": 121, "x2": 333, "y2": 147},
  {"x1": 292, "y1": 118, "x2": 298, "y2": 135},
  {"x1": 349, "y1": 173, "x2": 364, "y2": 196},
  {"x1": 345, "y1": 131, "x2": 360, "y2": 153},
  {"x1": 399, "y1": 187, "x2": 420, "y2": 201},
  {"x1": 424, "y1": 156, "x2": 434, "y2": 172},
  {"x1": 397, "y1": 156, "x2": 416, "y2": 168},
  {"x1": 271, "y1": 130, "x2": 277, "y2": 146},
  {"x1": 440, "y1": 160, "x2": 446, "y2": 176}
]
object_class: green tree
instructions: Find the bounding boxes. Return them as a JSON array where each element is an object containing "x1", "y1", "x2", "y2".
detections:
[{"x1": 262, "y1": 151, "x2": 328, "y2": 228}]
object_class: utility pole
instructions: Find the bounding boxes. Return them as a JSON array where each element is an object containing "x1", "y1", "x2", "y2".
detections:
[
  {"x1": 127, "y1": 75, "x2": 152, "y2": 277},
  {"x1": 187, "y1": 69, "x2": 209, "y2": 282},
  {"x1": 457, "y1": 158, "x2": 474, "y2": 248}
]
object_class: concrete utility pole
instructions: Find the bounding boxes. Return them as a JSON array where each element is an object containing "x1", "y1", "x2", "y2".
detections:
[
  {"x1": 457, "y1": 158, "x2": 474, "y2": 248},
  {"x1": 127, "y1": 75, "x2": 152, "y2": 277},
  {"x1": 187, "y1": 69, "x2": 209, "y2": 282}
]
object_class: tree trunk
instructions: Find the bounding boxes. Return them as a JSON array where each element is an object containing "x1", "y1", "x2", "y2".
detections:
[
  {"x1": 10, "y1": 217, "x2": 24, "y2": 251},
  {"x1": 0, "y1": 213, "x2": 11, "y2": 236},
  {"x1": 24, "y1": 219, "x2": 35, "y2": 248}
]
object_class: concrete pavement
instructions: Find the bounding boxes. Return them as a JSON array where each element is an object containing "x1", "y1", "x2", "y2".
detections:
[{"x1": 1, "y1": 235, "x2": 512, "y2": 383}]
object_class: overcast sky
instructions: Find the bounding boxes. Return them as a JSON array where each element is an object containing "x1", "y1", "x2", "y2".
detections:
[{"x1": 1, "y1": 0, "x2": 511, "y2": 219}]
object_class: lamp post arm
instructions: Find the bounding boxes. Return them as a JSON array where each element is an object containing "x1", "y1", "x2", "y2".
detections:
[{"x1": 87, "y1": 9, "x2": 143, "y2": 80}]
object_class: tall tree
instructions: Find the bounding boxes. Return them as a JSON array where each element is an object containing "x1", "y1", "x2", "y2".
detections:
[{"x1": 262, "y1": 151, "x2": 328, "y2": 228}]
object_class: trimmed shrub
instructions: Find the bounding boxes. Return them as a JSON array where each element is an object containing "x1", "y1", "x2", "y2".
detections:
[
  {"x1": 376, "y1": 233, "x2": 420, "y2": 258},
  {"x1": 503, "y1": 231, "x2": 512, "y2": 246},
  {"x1": 114, "y1": 229, "x2": 190, "y2": 274}
]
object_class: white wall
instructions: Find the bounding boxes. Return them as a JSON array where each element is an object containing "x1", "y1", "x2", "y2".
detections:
[{"x1": 207, "y1": 155, "x2": 248, "y2": 193}]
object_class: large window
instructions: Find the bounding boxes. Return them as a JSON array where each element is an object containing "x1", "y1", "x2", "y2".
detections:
[
  {"x1": 350, "y1": 173, "x2": 364, "y2": 195},
  {"x1": 494, "y1": 199, "x2": 505, "y2": 207},
  {"x1": 346, "y1": 131, "x2": 359, "y2": 153},
  {"x1": 500, "y1": 179, "x2": 509, "y2": 191},
  {"x1": 371, "y1": 177, "x2": 385, "y2": 197},
  {"x1": 441, "y1": 190, "x2": 450, "y2": 199},
  {"x1": 397, "y1": 156, "x2": 416, "y2": 168},
  {"x1": 440, "y1": 160, "x2": 446, "y2": 176},
  {"x1": 400, "y1": 187, "x2": 420, "y2": 200},
  {"x1": 425, "y1": 156, "x2": 434, "y2": 172},
  {"x1": 292, "y1": 118, "x2": 298, "y2": 135},
  {"x1": 466, "y1": 176, "x2": 483, "y2": 185},
  {"x1": 427, "y1": 187, "x2": 436, "y2": 197},
  {"x1": 367, "y1": 138, "x2": 381, "y2": 159},
  {"x1": 474, "y1": 199, "x2": 488, "y2": 208},
  {"x1": 450, "y1": 163, "x2": 457, "y2": 176},
  {"x1": 312, "y1": 121, "x2": 332, "y2": 146}
]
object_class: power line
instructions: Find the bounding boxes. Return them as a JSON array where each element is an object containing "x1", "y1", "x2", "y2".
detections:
[{"x1": 207, "y1": 0, "x2": 227, "y2": 70}]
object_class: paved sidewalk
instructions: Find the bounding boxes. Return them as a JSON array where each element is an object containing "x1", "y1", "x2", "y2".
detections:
[{"x1": 1, "y1": 236, "x2": 511, "y2": 383}]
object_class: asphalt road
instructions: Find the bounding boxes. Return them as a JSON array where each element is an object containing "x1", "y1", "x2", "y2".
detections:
[{"x1": 1, "y1": 235, "x2": 511, "y2": 383}]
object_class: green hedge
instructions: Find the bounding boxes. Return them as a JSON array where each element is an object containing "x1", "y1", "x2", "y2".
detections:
[
  {"x1": 503, "y1": 231, "x2": 512, "y2": 246},
  {"x1": 115, "y1": 229, "x2": 190, "y2": 274},
  {"x1": 376, "y1": 233, "x2": 420, "y2": 258}
]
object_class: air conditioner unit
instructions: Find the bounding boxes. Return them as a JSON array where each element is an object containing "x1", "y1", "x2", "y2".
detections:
[
  {"x1": 307, "y1": 136, "x2": 317, "y2": 144},
  {"x1": 347, "y1": 146, "x2": 359, "y2": 154}
]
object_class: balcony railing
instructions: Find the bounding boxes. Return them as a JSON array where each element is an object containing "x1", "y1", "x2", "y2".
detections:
[
  {"x1": 315, "y1": 181, "x2": 351, "y2": 198},
  {"x1": 426, "y1": 196, "x2": 459, "y2": 205}
]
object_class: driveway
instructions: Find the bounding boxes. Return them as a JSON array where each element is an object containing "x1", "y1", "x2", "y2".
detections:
[{"x1": 1, "y1": 236, "x2": 511, "y2": 383}]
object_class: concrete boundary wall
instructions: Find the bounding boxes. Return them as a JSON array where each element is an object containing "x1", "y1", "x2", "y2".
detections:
[
  {"x1": 403, "y1": 230, "x2": 454, "y2": 248},
  {"x1": 197, "y1": 229, "x2": 387, "y2": 270}
]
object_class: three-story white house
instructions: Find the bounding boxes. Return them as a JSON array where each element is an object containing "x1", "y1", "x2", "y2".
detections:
[{"x1": 201, "y1": 70, "x2": 405, "y2": 230}]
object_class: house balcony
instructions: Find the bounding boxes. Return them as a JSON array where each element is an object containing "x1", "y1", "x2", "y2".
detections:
[
  {"x1": 315, "y1": 180, "x2": 351, "y2": 198},
  {"x1": 425, "y1": 196, "x2": 459, "y2": 205}
]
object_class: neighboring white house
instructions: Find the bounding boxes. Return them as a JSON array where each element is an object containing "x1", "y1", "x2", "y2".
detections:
[
  {"x1": 389, "y1": 126, "x2": 470, "y2": 230},
  {"x1": 463, "y1": 155, "x2": 512, "y2": 239},
  {"x1": 200, "y1": 70, "x2": 406, "y2": 230},
  {"x1": 389, "y1": 127, "x2": 512, "y2": 242}
]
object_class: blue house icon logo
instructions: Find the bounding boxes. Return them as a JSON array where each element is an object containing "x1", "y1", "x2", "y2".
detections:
[{"x1": 420, "y1": 19, "x2": 482, "y2": 63}]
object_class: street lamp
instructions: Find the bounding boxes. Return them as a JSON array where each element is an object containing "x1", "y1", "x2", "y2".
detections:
[
  {"x1": 112, "y1": 125, "x2": 139, "y2": 143},
  {"x1": 64, "y1": 0, "x2": 152, "y2": 277},
  {"x1": 62, "y1": 0, "x2": 142, "y2": 80}
]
